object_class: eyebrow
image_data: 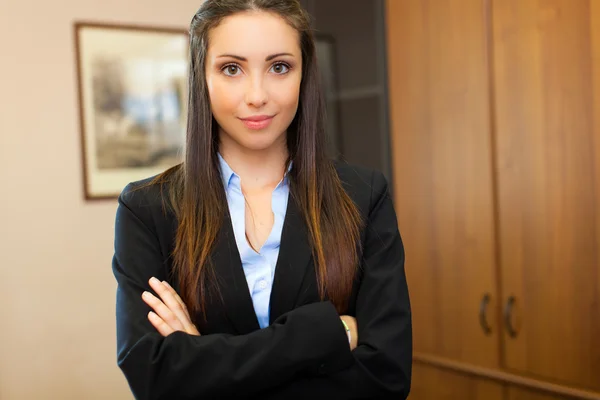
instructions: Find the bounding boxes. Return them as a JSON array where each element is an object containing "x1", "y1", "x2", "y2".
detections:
[{"x1": 216, "y1": 53, "x2": 295, "y2": 62}]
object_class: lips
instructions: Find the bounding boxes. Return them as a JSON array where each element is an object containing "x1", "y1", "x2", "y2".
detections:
[{"x1": 239, "y1": 115, "x2": 275, "y2": 130}]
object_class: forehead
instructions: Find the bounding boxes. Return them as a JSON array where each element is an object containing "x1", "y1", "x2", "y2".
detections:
[{"x1": 207, "y1": 11, "x2": 301, "y2": 57}]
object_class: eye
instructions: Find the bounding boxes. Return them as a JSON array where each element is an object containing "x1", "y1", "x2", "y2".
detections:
[
  {"x1": 222, "y1": 63, "x2": 241, "y2": 77},
  {"x1": 270, "y1": 62, "x2": 290, "y2": 74}
]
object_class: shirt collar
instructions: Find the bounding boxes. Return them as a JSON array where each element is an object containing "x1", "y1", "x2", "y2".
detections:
[
  {"x1": 217, "y1": 152, "x2": 236, "y2": 189},
  {"x1": 217, "y1": 152, "x2": 292, "y2": 189}
]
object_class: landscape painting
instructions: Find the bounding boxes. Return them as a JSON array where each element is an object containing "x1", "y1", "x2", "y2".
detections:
[{"x1": 74, "y1": 22, "x2": 189, "y2": 199}]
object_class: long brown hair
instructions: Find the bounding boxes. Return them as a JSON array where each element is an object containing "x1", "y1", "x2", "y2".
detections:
[{"x1": 152, "y1": 0, "x2": 362, "y2": 319}]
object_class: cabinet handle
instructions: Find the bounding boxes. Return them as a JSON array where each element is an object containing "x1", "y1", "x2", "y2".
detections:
[
  {"x1": 479, "y1": 293, "x2": 492, "y2": 335},
  {"x1": 504, "y1": 295, "x2": 518, "y2": 338}
]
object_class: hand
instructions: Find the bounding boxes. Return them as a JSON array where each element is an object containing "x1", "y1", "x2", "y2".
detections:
[
  {"x1": 340, "y1": 315, "x2": 358, "y2": 351},
  {"x1": 142, "y1": 277, "x2": 201, "y2": 337}
]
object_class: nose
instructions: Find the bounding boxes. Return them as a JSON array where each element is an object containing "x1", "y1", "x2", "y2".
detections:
[{"x1": 244, "y1": 75, "x2": 268, "y2": 108}]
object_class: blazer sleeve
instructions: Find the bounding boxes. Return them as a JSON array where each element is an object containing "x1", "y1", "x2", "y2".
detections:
[
  {"x1": 112, "y1": 184, "x2": 355, "y2": 400},
  {"x1": 262, "y1": 170, "x2": 413, "y2": 399}
]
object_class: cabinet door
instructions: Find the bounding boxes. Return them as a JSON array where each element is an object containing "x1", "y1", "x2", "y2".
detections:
[
  {"x1": 386, "y1": 0, "x2": 500, "y2": 368},
  {"x1": 492, "y1": 0, "x2": 600, "y2": 391},
  {"x1": 410, "y1": 363, "x2": 504, "y2": 400}
]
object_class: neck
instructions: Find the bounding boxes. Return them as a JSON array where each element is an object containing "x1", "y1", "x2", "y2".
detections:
[{"x1": 219, "y1": 133, "x2": 289, "y2": 192}]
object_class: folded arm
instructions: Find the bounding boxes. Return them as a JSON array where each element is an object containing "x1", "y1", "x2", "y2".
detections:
[
  {"x1": 112, "y1": 184, "x2": 354, "y2": 400},
  {"x1": 263, "y1": 170, "x2": 413, "y2": 399}
]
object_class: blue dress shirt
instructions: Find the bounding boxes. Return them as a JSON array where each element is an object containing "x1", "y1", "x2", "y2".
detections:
[{"x1": 217, "y1": 153, "x2": 290, "y2": 328}]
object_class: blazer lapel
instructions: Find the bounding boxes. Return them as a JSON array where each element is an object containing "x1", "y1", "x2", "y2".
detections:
[
  {"x1": 269, "y1": 194, "x2": 313, "y2": 324},
  {"x1": 210, "y1": 194, "x2": 313, "y2": 332},
  {"x1": 211, "y1": 210, "x2": 261, "y2": 334}
]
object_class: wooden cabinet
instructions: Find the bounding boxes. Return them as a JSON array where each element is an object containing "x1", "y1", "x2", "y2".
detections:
[
  {"x1": 409, "y1": 364, "x2": 582, "y2": 400},
  {"x1": 386, "y1": 0, "x2": 500, "y2": 370},
  {"x1": 386, "y1": 0, "x2": 600, "y2": 398},
  {"x1": 492, "y1": 0, "x2": 600, "y2": 391},
  {"x1": 410, "y1": 363, "x2": 504, "y2": 400},
  {"x1": 507, "y1": 387, "x2": 579, "y2": 400}
]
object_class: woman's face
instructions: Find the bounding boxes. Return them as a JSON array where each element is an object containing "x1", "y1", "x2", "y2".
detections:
[{"x1": 205, "y1": 11, "x2": 302, "y2": 153}]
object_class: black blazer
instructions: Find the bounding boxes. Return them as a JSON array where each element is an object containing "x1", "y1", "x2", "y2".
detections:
[{"x1": 112, "y1": 161, "x2": 412, "y2": 400}]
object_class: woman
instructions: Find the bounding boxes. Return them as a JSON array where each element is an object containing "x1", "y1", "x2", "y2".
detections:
[{"x1": 112, "y1": 0, "x2": 412, "y2": 399}]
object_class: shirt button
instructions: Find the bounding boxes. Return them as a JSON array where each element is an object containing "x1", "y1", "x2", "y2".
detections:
[{"x1": 257, "y1": 280, "x2": 268, "y2": 290}]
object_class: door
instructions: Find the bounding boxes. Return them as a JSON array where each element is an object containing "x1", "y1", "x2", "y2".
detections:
[
  {"x1": 409, "y1": 363, "x2": 504, "y2": 400},
  {"x1": 386, "y1": 0, "x2": 500, "y2": 368},
  {"x1": 492, "y1": 0, "x2": 600, "y2": 391}
]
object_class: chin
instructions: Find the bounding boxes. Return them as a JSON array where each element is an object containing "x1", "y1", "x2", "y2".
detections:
[
  {"x1": 218, "y1": 119, "x2": 289, "y2": 153},
  {"x1": 239, "y1": 135, "x2": 283, "y2": 152},
  {"x1": 230, "y1": 125, "x2": 287, "y2": 152}
]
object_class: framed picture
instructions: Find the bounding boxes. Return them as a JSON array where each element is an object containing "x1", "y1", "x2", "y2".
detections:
[{"x1": 74, "y1": 21, "x2": 189, "y2": 200}]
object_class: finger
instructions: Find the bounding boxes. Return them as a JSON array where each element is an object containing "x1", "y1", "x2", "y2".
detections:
[
  {"x1": 161, "y1": 280, "x2": 191, "y2": 319},
  {"x1": 148, "y1": 311, "x2": 174, "y2": 337},
  {"x1": 350, "y1": 318, "x2": 359, "y2": 344},
  {"x1": 142, "y1": 291, "x2": 185, "y2": 332},
  {"x1": 148, "y1": 278, "x2": 194, "y2": 333},
  {"x1": 161, "y1": 281, "x2": 199, "y2": 334}
]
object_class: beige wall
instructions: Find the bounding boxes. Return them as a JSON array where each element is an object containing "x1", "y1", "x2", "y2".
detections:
[{"x1": 0, "y1": 1, "x2": 201, "y2": 399}]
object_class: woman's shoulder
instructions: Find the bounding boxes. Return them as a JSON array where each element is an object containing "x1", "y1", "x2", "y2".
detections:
[
  {"x1": 333, "y1": 159, "x2": 384, "y2": 184},
  {"x1": 332, "y1": 159, "x2": 392, "y2": 213},
  {"x1": 119, "y1": 174, "x2": 168, "y2": 204},
  {"x1": 117, "y1": 168, "x2": 179, "y2": 223}
]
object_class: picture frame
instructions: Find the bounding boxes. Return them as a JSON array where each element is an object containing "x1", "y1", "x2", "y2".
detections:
[{"x1": 73, "y1": 21, "x2": 189, "y2": 200}]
